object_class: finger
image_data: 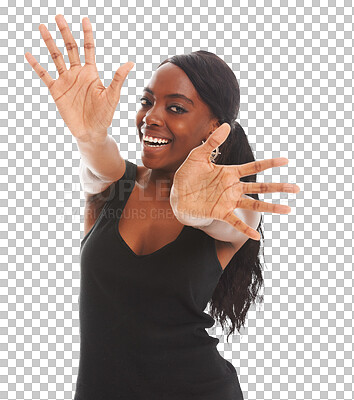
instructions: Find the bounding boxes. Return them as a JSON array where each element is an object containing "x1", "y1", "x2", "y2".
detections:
[
  {"x1": 241, "y1": 181, "x2": 301, "y2": 194},
  {"x1": 201, "y1": 123, "x2": 231, "y2": 161},
  {"x1": 38, "y1": 24, "x2": 67, "y2": 75},
  {"x1": 24, "y1": 52, "x2": 55, "y2": 89},
  {"x1": 106, "y1": 61, "x2": 135, "y2": 107},
  {"x1": 82, "y1": 17, "x2": 95, "y2": 65},
  {"x1": 236, "y1": 196, "x2": 291, "y2": 214},
  {"x1": 55, "y1": 14, "x2": 81, "y2": 68},
  {"x1": 223, "y1": 211, "x2": 261, "y2": 241},
  {"x1": 235, "y1": 157, "x2": 289, "y2": 178}
]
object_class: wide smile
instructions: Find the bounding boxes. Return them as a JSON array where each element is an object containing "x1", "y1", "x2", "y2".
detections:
[
  {"x1": 142, "y1": 138, "x2": 172, "y2": 152},
  {"x1": 141, "y1": 134, "x2": 173, "y2": 153}
]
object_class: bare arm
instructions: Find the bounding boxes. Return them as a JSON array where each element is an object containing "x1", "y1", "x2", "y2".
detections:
[
  {"x1": 77, "y1": 134, "x2": 126, "y2": 197},
  {"x1": 25, "y1": 15, "x2": 133, "y2": 197},
  {"x1": 193, "y1": 195, "x2": 262, "y2": 245}
]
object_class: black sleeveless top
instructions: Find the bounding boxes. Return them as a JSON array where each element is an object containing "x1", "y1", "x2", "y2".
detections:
[{"x1": 74, "y1": 159, "x2": 244, "y2": 400}]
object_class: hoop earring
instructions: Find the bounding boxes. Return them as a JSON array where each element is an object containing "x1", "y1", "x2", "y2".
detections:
[{"x1": 201, "y1": 140, "x2": 221, "y2": 163}]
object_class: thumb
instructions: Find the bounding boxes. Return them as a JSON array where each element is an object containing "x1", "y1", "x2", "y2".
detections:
[
  {"x1": 201, "y1": 123, "x2": 231, "y2": 160},
  {"x1": 106, "y1": 61, "x2": 135, "y2": 104}
]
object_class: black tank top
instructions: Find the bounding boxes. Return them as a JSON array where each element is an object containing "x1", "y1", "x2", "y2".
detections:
[{"x1": 74, "y1": 159, "x2": 244, "y2": 400}]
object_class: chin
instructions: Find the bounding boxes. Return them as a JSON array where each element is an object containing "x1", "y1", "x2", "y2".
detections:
[{"x1": 140, "y1": 154, "x2": 160, "y2": 168}]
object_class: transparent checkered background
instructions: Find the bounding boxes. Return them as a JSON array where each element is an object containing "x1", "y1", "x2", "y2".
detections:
[{"x1": 2, "y1": 0, "x2": 353, "y2": 399}]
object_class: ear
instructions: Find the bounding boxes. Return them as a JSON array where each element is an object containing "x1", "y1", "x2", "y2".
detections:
[{"x1": 208, "y1": 119, "x2": 221, "y2": 137}]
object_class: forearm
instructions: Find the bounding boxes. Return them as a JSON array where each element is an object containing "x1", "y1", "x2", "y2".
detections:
[
  {"x1": 196, "y1": 207, "x2": 261, "y2": 242},
  {"x1": 76, "y1": 133, "x2": 124, "y2": 182},
  {"x1": 175, "y1": 194, "x2": 262, "y2": 243},
  {"x1": 79, "y1": 159, "x2": 115, "y2": 196}
]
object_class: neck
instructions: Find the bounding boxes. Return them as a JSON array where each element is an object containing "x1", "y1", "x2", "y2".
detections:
[{"x1": 140, "y1": 168, "x2": 175, "y2": 202}]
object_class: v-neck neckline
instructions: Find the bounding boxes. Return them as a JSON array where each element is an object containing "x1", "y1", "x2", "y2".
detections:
[
  {"x1": 115, "y1": 221, "x2": 188, "y2": 258},
  {"x1": 113, "y1": 168, "x2": 188, "y2": 258}
]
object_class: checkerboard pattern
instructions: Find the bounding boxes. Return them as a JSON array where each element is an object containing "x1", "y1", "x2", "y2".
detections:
[{"x1": 2, "y1": 0, "x2": 353, "y2": 399}]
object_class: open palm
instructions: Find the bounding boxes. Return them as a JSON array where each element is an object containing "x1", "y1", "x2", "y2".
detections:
[
  {"x1": 170, "y1": 123, "x2": 301, "y2": 240},
  {"x1": 25, "y1": 14, "x2": 134, "y2": 142}
]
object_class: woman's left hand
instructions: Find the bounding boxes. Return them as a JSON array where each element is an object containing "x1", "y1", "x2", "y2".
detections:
[{"x1": 169, "y1": 123, "x2": 301, "y2": 241}]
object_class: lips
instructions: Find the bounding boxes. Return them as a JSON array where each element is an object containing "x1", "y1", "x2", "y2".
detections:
[
  {"x1": 142, "y1": 139, "x2": 172, "y2": 153},
  {"x1": 141, "y1": 128, "x2": 172, "y2": 142}
]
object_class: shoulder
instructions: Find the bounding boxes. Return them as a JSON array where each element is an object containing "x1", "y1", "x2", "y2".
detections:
[
  {"x1": 84, "y1": 164, "x2": 148, "y2": 218},
  {"x1": 83, "y1": 184, "x2": 115, "y2": 236},
  {"x1": 214, "y1": 239, "x2": 240, "y2": 270},
  {"x1": 136, "y1": 164, "x2": 151, "y2": 186},
  {"x1": 136, "y1": 165, "x2": 148, "y2": 181}
]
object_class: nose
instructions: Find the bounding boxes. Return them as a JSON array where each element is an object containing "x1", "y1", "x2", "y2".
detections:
[{"x1": 143, "y1": 105, "x2": 164, "y2": 127}]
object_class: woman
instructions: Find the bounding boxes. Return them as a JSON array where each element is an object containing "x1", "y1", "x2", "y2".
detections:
[{"x1": 25, "y1": 15, "x2": 300, "y2": 400}]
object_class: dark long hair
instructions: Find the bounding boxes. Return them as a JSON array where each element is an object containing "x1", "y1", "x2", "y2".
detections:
[{"x1": 158, "y1": 50, "x2": 265, "y2": 342}]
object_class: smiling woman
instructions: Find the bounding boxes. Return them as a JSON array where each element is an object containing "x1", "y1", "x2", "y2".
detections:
[{"x1": 24, "y1": 14, "x2": 300, "y2": 400}]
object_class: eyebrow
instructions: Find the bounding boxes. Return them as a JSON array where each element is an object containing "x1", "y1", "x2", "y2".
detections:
[{"x1": 143, "y1": 87, "x2": 194, "y2": 106}]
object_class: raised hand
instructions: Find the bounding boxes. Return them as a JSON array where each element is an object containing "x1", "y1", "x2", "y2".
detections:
[
  {"x1": 169, "y1": 123, "x2": 301, "y2": 241},
  {"x1": 25, "y1": 14, "x2": 134, "y2": 142}
]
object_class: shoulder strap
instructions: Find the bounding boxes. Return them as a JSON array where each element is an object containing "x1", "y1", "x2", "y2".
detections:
[
  {"x1": 123, "y1": 159, "x2": 137, "y2": 182},
  {"x1": 80, "y1": 160, "x2": 137, "y2": 250},
  {"x1": 104, "y1": 159, "x2": 137, "y2": 212}
]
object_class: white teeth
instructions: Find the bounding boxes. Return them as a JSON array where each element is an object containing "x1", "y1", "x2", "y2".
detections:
[{"x1": 143, "y1": 135, "x2": 170, "y2": 144}]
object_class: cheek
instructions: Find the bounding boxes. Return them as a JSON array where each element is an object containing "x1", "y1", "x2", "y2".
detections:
[
  {"x1": 136, "y1": 110, "x2": 144, "y2": 123},
  {"x1": 135, "y1": 113, "x2": 143, "y2": 140},
  {"x1": 175, "y1": 136, "x2": 203, "y2": 152}
]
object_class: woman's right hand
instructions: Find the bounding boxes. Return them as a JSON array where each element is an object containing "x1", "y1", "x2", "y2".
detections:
[{"x1": 25, "y1": 14, "x2": 134, "y2": 143}]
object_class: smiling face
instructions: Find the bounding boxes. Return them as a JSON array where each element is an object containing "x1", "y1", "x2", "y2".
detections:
[{"x1": 136, "y1": 62, "x2": 220, "y2": 172}]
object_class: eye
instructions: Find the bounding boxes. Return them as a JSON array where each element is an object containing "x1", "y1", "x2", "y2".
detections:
[
  {"x1": 169, "y1": 105, "x2": 186, "y2": 114},
  {"x1": 139, "y1": 97, "x2": 149, "y2": 106},
  {"x1": 139, "y1": 97, "x2": 186, "y2": 114}
]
